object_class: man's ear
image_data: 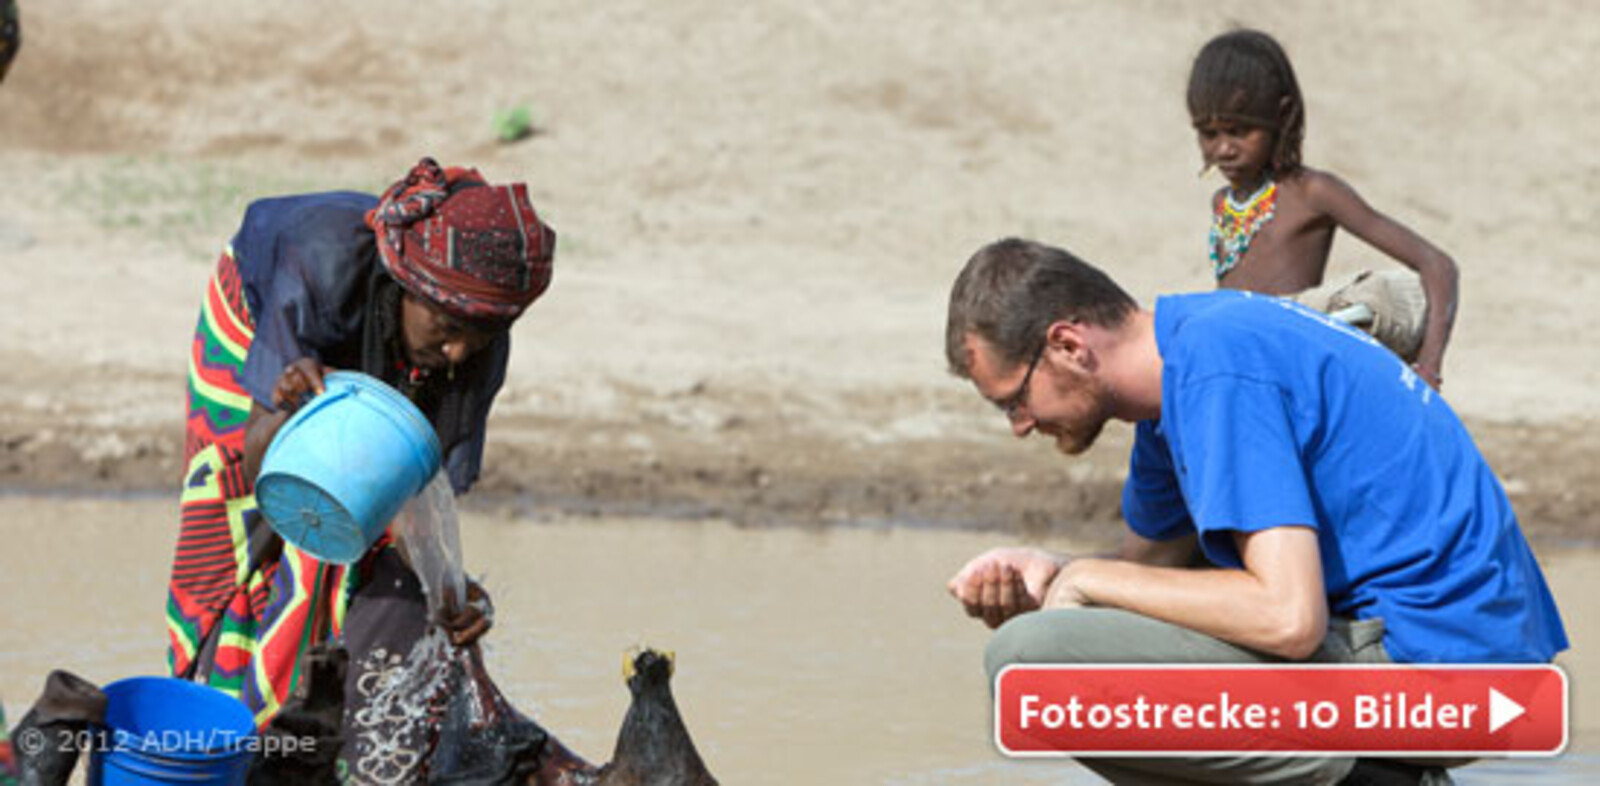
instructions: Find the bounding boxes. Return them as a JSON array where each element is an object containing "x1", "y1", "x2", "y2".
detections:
[{"x1": 1045, "y1": 319, "x2": 1093, "y2": 369}]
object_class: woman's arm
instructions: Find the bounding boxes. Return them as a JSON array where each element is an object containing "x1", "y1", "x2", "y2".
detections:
[{"x1": 241, "y1": 357, "x2": 329, "y2": 483}]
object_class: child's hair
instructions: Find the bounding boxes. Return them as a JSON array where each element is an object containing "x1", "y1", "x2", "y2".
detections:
[{"x1": 1187, "y1": 29, "x2": 1305, "y2": 174}]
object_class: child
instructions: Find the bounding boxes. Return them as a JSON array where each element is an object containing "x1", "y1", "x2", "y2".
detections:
[{"x1": 1187, "y1": 29, "x2": 1458, "y2": 389}]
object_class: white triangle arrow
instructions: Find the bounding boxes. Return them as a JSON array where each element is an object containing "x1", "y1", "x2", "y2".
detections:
[{"x1": 1488, "y1": 688, "x2": 1526, "y2": 734}]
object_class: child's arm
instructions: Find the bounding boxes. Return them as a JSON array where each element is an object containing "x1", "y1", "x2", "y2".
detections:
[{"x1": 1305, "y1": 172, "x2": 1458, "y2": 388}]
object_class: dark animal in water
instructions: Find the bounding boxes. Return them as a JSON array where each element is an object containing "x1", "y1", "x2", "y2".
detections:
[
  {"x1": 427, "y1": 640, "x2": 596, "y2": 785},
  {"x1": 7, "y1": 644, "x2": 718, "y2": 786},
  {"x1": 592, "y1": 649, "x2": 718, "y2": 786},
  {"x1": 393, "y1": 644, "x2": 719, "y2": 785},
  {"x1": 6, "y1": 670, "x2": 107, "y2": 786}
]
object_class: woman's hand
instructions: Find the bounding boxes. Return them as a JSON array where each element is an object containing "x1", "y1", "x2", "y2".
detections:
[
  {"x1": 272, "y1": 357, "x2": 329, "y2": 411},
  {"x1": 243, "y1": 358, "x2": 331, "y2": 482},
  {"x1": 438, "y1": 580, "x2": 494, "y2": 647}
]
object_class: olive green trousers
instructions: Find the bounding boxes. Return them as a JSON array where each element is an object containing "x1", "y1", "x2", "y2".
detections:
[{"x1": 984, "y1": 608, "x2": 1408, "y2": 785}]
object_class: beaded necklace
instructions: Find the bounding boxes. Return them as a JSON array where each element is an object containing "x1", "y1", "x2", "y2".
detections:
[{"x1": 1209, "y1": 177, "x2": 1277, "y2": 280}]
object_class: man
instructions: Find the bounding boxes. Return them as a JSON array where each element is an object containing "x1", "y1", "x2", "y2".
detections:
[{"x1": 943, "y1": 238, "x2": 1566, "y2": 784}]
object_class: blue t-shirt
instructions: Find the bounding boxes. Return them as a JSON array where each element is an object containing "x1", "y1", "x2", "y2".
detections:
[{"x1": 1122, "y1": 291, "x2": 1566, "y2": 663}]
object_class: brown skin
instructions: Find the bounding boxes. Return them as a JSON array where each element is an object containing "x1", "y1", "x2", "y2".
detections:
[
  {"x1": 397, "y1": 292, "x2": 498, "y2": 371},
  {"x1": 242, "y1": 293, "x2": 499, "y2": 479},
  {"x1": 240, "y1": 293, "x2": 503, "y2": 647},
  {"x1": 437, "y1": 580, "x2": 493, "y2": 646},
  {"x1": 1197, "y1": 119, "x2": 1459, "y2": 389}
]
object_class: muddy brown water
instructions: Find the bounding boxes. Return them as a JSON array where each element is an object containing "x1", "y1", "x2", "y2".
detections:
[{"x1": 1, "y1": 497, "x2": 1595, "y2": 784}]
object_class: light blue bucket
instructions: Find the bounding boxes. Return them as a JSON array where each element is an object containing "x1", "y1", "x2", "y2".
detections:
[
  {"x1": 87, "y1": 677, "x2": 256, "y2": 785},
  {"x1": 256, "y1": 371, "x2": 442, "y2": 564}
]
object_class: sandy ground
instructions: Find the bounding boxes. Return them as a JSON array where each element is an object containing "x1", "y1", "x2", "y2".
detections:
[
  {"x1": 0, "y1": 2, "x2": 1597, "y2": 779},
  {"x1": 1, "y1": 1, "x2": 1597, "y2": 545}
]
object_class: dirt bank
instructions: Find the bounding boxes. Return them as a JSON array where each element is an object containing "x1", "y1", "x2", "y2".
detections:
[
  {"x1": 1, "y1": 1, "x2": 1595, "y2": 549},
  {"x1": 3, "y1": 404, "x2": 1594, "y2": 549}
]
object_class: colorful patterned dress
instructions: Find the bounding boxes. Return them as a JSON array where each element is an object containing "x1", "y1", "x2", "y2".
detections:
[
  {"x1": 169, "y1": 245, "x2": 368, "y2": 726},
  {"x1": 167, "y1": 192, "x2": 508, "y2": 730},
  {"x1": 0, "y1": 701, "x2": 16, "y2": 786}
]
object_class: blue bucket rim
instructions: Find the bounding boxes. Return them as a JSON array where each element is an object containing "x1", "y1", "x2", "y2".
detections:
[
  {"x1": 261, "y1": 371, "x2": 442, "y2": 473},
  {"x1": 93, "y1": 746, "x2": 254, "y2": 783},
  {"x1": 98, "y1": 677, "x2": 257, "y2": 759},
  {"x1": 322, "y1": 371, "x2": 442, "y2": 465}
]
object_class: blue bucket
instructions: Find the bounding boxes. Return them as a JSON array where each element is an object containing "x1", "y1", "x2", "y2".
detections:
[
  {"x1": 256, "y1": 371, "x2": 442, "y2": 564},
  {"x1": 87, "y1": 677, "x2": 256, "y2": 785}
]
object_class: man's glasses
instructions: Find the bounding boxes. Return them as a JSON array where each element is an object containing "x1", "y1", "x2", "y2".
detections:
[{"x1": 994, "y1": 342, "x2": 1046, "y2": 421}]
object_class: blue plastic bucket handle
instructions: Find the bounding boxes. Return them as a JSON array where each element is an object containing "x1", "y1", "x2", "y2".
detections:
[{"x1": 264, "y1": 382, "x2": 358, "y2": 452}]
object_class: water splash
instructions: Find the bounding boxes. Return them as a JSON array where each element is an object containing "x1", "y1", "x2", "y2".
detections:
[
  {"x1": 393, "y1": 472, "x2": 467, "y2": 620},
  {"x1": 346, "y1": 474, "x2": 562, "y2": 783},
  {"x1": 347, "y1": 626, "x2": 558, "y2": 784}
]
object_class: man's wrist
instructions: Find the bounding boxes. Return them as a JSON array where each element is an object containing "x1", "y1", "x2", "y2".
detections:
[{"x1": 1043, "y1": 558, "x2": 1093, "y2": 608}]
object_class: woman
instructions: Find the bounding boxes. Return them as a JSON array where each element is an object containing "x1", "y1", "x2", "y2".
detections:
[{"x1": 167, "y1": 158, "x2": 557, "y2": 776}]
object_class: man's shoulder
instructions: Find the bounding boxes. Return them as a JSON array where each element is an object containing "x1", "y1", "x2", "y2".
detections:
[
  {"x1": 1158, "y1": 291, "x2": 1278, "y2": 341},
  {"x1": 1157, "y1": 292, "x2": 1322, "y2": 381}
]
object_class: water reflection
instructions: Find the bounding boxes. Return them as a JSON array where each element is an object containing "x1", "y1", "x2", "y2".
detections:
[{"x1": 0, "y1": 498, "x2": 1592, "y2": 783}]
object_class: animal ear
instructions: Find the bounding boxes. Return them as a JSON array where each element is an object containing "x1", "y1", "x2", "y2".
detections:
[
  {"x1": 29, "y1": 671, "x2": 106, "y2": 726},
  {"x1": 622, "y1": 645, "x2": 644, "y2": 681}
]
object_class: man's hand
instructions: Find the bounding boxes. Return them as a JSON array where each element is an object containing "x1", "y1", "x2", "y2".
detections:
[
  {"x1": 438, "y1": 580, "x2": 493, "y2": 647},
  {"x1": 272, "y1": 357, "x2": 329, "y2": 411},
  {"x1": 1043, "y1": 560, "x2": 1092, "y2": 609},
  {"x1": 947, "y1": 547, "x2": 1067, "y2": 629}
]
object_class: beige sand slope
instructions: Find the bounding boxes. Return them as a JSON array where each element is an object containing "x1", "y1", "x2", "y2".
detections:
[{"x1": 1, "y1": 1, "x2": 1596, "y2": 540}]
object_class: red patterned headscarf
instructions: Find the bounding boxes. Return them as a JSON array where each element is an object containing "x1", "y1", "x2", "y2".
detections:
[{"x1": 365, "y1": 157, "x2": 556, "y2": 325}]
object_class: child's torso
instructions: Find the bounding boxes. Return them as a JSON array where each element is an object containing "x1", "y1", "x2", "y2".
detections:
[{"x1": 1212, "y1": 169, "x2": 1337, "y2": 295}]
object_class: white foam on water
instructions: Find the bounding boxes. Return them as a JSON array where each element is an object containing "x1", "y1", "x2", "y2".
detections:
[{"x1": 347, "y1": 627, "x2": 463, "y2": 784}]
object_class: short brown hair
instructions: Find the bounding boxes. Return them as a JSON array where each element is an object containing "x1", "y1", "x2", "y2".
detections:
[{"x1": 945, "y1": 238, "x2": 1137, "y2": 378}]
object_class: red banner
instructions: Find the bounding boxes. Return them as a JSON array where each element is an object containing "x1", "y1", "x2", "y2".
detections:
[{"x1": 995, "y1": 665, "x2": 1566, "y2": 756}]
